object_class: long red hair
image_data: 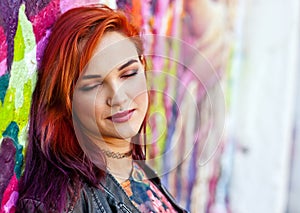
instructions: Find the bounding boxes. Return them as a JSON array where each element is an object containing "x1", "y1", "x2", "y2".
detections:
[{"x1": 18, "y1": 5, "x2": 146, "y2": 212}]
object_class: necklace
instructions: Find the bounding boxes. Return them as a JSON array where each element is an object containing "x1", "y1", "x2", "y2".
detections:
[{"x1": 100, "y1": 148, "x2": 132, "y2": 159}]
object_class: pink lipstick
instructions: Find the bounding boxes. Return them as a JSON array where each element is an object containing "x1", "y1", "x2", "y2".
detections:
[{"x1": 108, "y1": 109, "x2": 135, "y2": 123}]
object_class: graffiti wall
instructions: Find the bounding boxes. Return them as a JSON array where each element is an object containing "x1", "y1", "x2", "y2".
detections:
[
  {"x1": 3, "y1": 0, "x2": 298, "y2": 213},
  {"x1": 0, "y1": 0, "x2": 234, "y2": 212}
]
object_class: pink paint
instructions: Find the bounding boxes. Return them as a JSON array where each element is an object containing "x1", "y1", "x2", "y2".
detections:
[
  {"x1": 60, "y1": 0, "x2": 100, "y2": 13},
  {"x1": 0, "y1": 27, "x2": 7, "y2": 59},
  {"x1": 0, "y1": 59, "x2": 7, "y2": 76},
  {"x1": 27, "y1": 0, "x2": 60, "y2": 68},
  {"x1": 154, "y1": 0, "x2": 169, "y2": 34},
  {"x1": 1, "y1": 174, "x2": 18, "y2": 213},
  {"x1": 29, "y1": 0, "x2": 60, "y2": 43},
  {"x1": 0, "y1": 27, "x2": 7, "y2": 75}
]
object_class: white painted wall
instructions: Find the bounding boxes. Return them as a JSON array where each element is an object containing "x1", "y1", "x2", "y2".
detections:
[
  {"x1": 228, "y1": 0, "x2": 300, "y2": 212},
  {"x1": 287, "y1": 24, "x2": 300, "y2": 212}
]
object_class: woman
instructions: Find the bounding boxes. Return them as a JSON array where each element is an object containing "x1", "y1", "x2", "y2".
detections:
[{"x1": 17, "y1": 4, "x2": 187, "y2": 213}]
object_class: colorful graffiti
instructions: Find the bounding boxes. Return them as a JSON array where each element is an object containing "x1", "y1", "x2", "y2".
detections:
[{"x1": 0, "y1": 0, "x2": 234, "y2": 212}]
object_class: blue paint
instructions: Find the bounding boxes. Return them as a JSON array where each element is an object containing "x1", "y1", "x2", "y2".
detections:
[{"x1": 0, "y1": 73, "x2": 10, "y2": 103}]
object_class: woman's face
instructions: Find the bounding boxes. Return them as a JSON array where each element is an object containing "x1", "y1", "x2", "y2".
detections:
[{"x1": 72, "y1": 31, "x2": 148, "y2": 143}]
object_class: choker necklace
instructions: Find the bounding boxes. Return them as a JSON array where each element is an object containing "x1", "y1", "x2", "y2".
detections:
[{"x1": 100, "y1": 148, "x2": 132, "y2": 159}]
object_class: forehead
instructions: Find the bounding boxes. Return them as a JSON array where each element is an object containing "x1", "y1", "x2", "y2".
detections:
[{"x1": 84, "y1": 31, "x2": 139, "y2": 76}]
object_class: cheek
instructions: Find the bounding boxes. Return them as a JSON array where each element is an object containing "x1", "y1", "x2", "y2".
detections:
[
  {"x1": 135, "y1": 92, "x2": 149, "y2": 116},
  {"x1": 73, "y1": 92, "x2": 94, "y2": 116},
  {"x1": 72, "y1": 91, "x2": 98, "y2": 132},
  {"x1": 129, "y1": 77, "x2": 149, "y2": 113},
  {"x1": 126, "y1": 74, "x2": 148, "y2": 101},
  {"x1": 94, "y1": 89, "x2": 108, "y2": 117},
  {"x1": 94, "y1": 104, "x2": 106, "y2": 123}
]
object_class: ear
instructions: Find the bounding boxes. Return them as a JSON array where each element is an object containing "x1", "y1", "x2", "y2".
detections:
[{"x1": 139, "y1": 55, "x2": 147, "y2": 70}]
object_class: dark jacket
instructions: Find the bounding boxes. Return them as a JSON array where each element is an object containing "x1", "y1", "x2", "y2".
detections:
[{"x1": 17, "y1": 162, "x2": 188, "y2": 213}]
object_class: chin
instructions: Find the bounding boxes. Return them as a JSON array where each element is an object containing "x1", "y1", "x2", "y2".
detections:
[
  {"x1": 114, "y1": 124, "x2": 141, "y2": 139},
  {"x1": 117, "y1": 129, "x2": 140, "y2": 139}
]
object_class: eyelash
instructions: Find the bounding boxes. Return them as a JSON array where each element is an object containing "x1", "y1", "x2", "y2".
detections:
[
  {"x1": 121, "y1": 69, "x2": 138, "y2": 78},
  {"x1": 81, "y1": 69, "x2": 138, "y2": 91},
  {"x1": 80, "y1": 83, "x2": 103, "y2": 91}
]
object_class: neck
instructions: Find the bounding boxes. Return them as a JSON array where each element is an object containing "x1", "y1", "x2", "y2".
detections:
[
  {"x1": 107, "y1": 157, "x2": 133, "y2": 183},
  {"x1": 96, "y1": 137, "x2": 133, "y2": 183},
  {"x1": 101, "y1": 136, "x2": 132, "y2": 153},
  {"x1": 82, "y1": 134, "x2": 133, "y2": 183}
]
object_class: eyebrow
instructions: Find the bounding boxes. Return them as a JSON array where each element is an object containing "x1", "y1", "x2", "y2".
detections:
[{"x1": 118, "y1": 59, "x2": 138, "y2": 71}]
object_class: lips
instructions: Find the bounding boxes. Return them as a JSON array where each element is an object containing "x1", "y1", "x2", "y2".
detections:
[{"x1": 107, "y1": 109, "x2": 135, "y2": 123}]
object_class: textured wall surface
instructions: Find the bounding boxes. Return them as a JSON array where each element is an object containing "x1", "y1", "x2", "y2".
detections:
[
  {"x1": 0, "y1": 1, "x2": 232, "y2": 212},
  {"x1": 1, "y1": 0, "x2": 298, "y2": 213}
]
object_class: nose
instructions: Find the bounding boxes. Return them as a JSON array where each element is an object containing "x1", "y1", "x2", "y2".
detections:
[{"x1": 106, "y1": 80, "x2": 127, "y2": 107}]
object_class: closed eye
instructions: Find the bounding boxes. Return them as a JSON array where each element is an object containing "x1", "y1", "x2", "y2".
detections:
[
  {"x1": 121, "y1": 69, "x2": 138, "y2": 78},
  {"x1": 80, "y1": 82, "x2": 103, "y2": 91}
]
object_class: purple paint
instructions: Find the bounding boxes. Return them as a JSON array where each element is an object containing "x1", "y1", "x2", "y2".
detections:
[
  {"x1": 25, "y1": 0, "x2": 60, "y2": 42},
  {"x1": 0, "y1": 0, "x2": 22, "y2": 73},
  {"x1": 36, "y1": 28, "x2": 51, "y2": 68},
  {"x1": 24, "y1": 0, "x2": 51, "y2": 17},
  {"x1": 0, "y1": 138, "x2": 16, "y2": 204},
  {"x1": 116, "y1": 0, "x2": 132, "y2": 10},
  {"x1": 24, "y1": 0, "x2": 60, "y2": 68}
]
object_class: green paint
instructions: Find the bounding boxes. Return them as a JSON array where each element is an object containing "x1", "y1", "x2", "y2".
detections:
[
  {"x1": 0, "y1": 73, "x2": 10, "y2": 103},
  {"x1": 0, "y1": 2, "x2": 37, "y2": 143},
  {"x1": 18, "y1": 80, "x2": 33, "y2": 134},
  {"x1": 0, "y1": 88, "x2": 16, "y2": 133},
  {"x1": 13, "y1": 4, "x2": 36, "y2": 62},
  {"x1": 10, "y1": 60, "x2": 33, "y2": 108},
  {"x1": 0, "y1": 4, "x2": 38, "y2": 178},
  {"x1": 0, "y1": 78, "x2": 35, "y2": 134},
  {"x1": 19, "y1": 4, "x2": 36, "y2": 52},
  {"x1": 10, "y1": 4, "x2": 37, "y2": 109},
  {"x1": 14, "y1": 20, "x2": 25, "y2": 62},
  {"x1": 0, "y1": 78, "x2": 35, "y2": 178}
]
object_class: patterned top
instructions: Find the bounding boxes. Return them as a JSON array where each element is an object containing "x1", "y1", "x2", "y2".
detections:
[{"x1": 121, "y1": 162, "x2": 178, "y2": 213}]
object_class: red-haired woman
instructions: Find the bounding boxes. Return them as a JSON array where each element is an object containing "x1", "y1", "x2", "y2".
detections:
[{"x1": 17, "y1": 5, "x2": 187, "y2": 213}]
